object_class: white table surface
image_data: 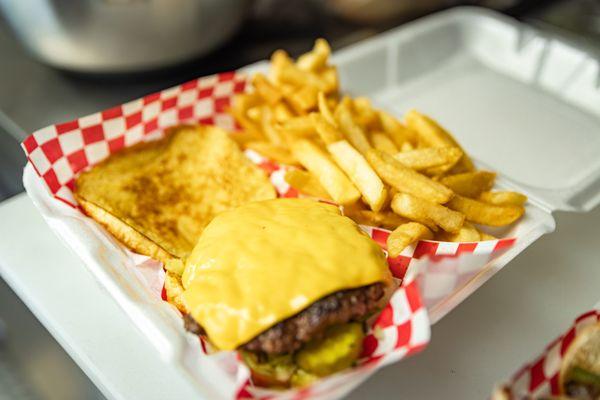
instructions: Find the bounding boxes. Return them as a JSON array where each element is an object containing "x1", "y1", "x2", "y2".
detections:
[{"x1": 0, "y1": 192, "x2": 599, "y2": 400}]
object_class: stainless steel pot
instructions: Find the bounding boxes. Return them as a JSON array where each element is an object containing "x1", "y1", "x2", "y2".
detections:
[{"x1": 0, "y1": 0, "x2": 247, "y2": 73}]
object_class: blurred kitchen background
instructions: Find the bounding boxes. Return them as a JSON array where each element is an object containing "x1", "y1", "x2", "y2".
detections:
[{"x1": 0, "y1": 0, "x2": 598, "y2": 399}]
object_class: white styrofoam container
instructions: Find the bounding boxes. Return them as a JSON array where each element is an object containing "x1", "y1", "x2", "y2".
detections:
[{"x1": 23, "y1": 6, "x2": 599, "y2": 398}]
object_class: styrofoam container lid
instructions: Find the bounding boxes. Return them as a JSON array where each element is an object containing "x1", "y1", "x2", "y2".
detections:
[{"x1": 332, "y1": 8, "x2": 600, "y2": 213}]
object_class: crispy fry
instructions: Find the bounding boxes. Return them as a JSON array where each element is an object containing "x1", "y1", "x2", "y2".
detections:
[
  {"x1": 230, "y1": 107, "x2": 263, "y2": 139},
  {"x1": 280, "y1": 116, "x2": 317, "y2": 137},
  {"x1": 286, "y1": 85, "x2": 319, "y2": 114},
  {"x1": 366, "y1": 149, "x2": 453, "y2": 204},
  {"x1": 297, "y1": 38, "x2": 331, "y2": 72},
  {"x1": 352, "y1": 97, "x2": 379, "y2": 130},
  {"x1": 478, "y1": 230, "x2": 497, "y2": 241},
  {"x1": 436, "y1": 222, "x2": 480, "y2": 242},
  {"x1": 246, "y1": 106, "x2": 261, "y2": 122},
  {"x1": 252, "y1": 73, "x2": 282, "y2": 105},
  {"x1": 291, "y1": 139, "x2": 361, "y2": 205},
  {"x1": 246, "y1": 141, "x2": 298, "y2": 165},
  {"x1": 401, "y1": 141, "x2": 415, "y2": 152},
  {"x1": 335, "y1": 101, "x2": 372, "y2": 155},
  {"x1": 327, "y1": 140, "x2": 387, "y2": 212},
  {"x1": 404, "y1": 109, "x2": 474, "y2": 173},
  {"x1": 279, "y1": 64, "x2": 329, "y2": 92},
  {"x1": 379, "y1": 110, "x2": 417, "y2": 147},
  {"x1": 447, "y1": 195, "x2": 524, "y2": 227},
  {"x1": 284, "y1": 169, "x2": 331, "y2": 199},
  {"x1": 318, "y1": 91, "x2": 337, "y2": 127},
  {"x1": 391, "y1": 192, "x2": 465, "y2": 233},
  {"x1": 273, "y1": 102, "x2": 294, "y2": 123},
  {"x1": 321, "y1": 66, "x2": 339, "y2": 94},
  {"x1": 229, "y1": 130, "x2": 264, "y2": 147},
  {"x1": 370, "y1": 132, "x2": 399, "y2": 155},
  {"x1": 260, "y1": 106, "x2": 284, "y2": 144},
  {"x1": 270, "y1": 49, "x2": 294, "y2": 84},
  {"x1": 394, "y1": 147, "x2": 463, "y2": 171},
  {"x1": 387, "y1": 222, "x2": 433, "y2": 257},
  {"x1": 230, "y1": 94, "x2": 265, "y2": 138},
  {"x1": 343, "y1": 208, "x2": 409, "y2": 230},
  {"x1": 479, "y1": 191, "x2": 528, "y2": 207},
  {"x1": 440, "y1": 171, "x2": 496, "y2": 198},
  {"x1": 310, "y1": 113, "x2": 343, "y2": 144}
]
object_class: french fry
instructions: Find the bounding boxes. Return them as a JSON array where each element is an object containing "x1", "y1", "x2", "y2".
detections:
[
  {"x1": 310, "y1": 113, "x2": 343, "y2": 144},
  {"x1": 379, "y1": 110, "x2": 417, "y2": 147},
  {"x1": 270, "y1": 49, "x2": 294, "y2": 84},
  {"x1": 436, "y1": 222, "x2": 480, "y2": 242},
  {"x1": 352, "y1": 97, "x2": 379, "y2": 130},
  {"x1": 391, "y1": 192, "x2": 465, "y2": 233},
  {"x1": 366, "y1": 149, "x2": 453, "y2": 204},
  {"x1": 478, "y1": 230, "x2": 497, "y2": 241},
  {"x1": 446, "y1": 195, "x2": 524, "y2": 227},
  {"x1": 404, "y1": 109, "x2": 475, "y2": 173},
  {"x1": 401, "y1": 141, "x2": 415, "y2": 152},
  {"x1": 479, "y1": 191, "x2": 527, "y2": 207},
  {"x1": 252, "y1": 73, "x2": 282, "y2": 105},
  {"x1": 279, "y1": 64, "x2": 329, "y2": 92},
  {"x1": 280, "y1": 116, "x2": 317, "y2": 137},
  {"x1": 291, "y1": 139, "x2": 361, "y2": 205},
  {"x1": 321, "y1": 66, "x2": 339, "y2": 94},
  {"x1": 335, "y1": 101, "x2": 372, "y2": 155},
  {"x1": 394, "y1": 147, "x2": 463, "y2": 171},
  {"x1": 370, "y1": 132, "x2": 399, "y2": 155},
  {"x1": 297, "y1": 38, "x2": 331, "y2": 72},
  {"x1": 440, "y1": 171, "x2": 496, "y2": 198},
  {"x1": 230, "y1": 93, "x2": 264, "y2": 138},
  {"x1": 286, "y1": 85, "x2": 319, "y2": 114},
  {"x1": 260, "y1": 106, "x2": 283, "y2": 144},
  {"x1": 273, "y1": 102, "x2": 294, "y2": 123},
  {"x1": 247, "y1": 106, "x2": 264, "y2": 123},
  {"x1": 229, "y1": 130, "x2": 264, "y2": 147},
  {"x1": 387, "y1": 222, "x2": 433, "y2": 257},
  {"x1": 245, "y1": 141, "x2": 298, "y2": 165},
  {"x1": 318, "y1": 91, "x2": 337, "y2": 127},
  {"x1": 284, "y1": 169, "x2": 331, "y2": 199},
  {"x1": 343, "y1": 209, "x2": 409, "y2": 230},
  {"x1": 327, "y1": 140, "x2": 387, "y2": 212}
]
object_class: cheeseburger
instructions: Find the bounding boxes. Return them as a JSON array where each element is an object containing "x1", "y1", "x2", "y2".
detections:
[{"x1": 179, "y1": 198, "x2": 392, "y2": 387}]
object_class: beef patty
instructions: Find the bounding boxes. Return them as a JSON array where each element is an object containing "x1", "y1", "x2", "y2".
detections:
[{"x1": 184, "y1": 283, "x2": 385, "y2": 355}]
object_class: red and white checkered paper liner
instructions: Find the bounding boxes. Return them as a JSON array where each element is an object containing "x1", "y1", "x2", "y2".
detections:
[
  {"x1": 22, "y1": 71, "x2": 518, "y2": 399},
  {"x1": 495, "y1": 309, "x2": 600, "y2": 399}
]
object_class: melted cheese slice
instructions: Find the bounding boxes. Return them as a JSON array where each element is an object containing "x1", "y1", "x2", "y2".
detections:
[{"x1": 181, "y1": 198, "x2": 391, "y2": 351}]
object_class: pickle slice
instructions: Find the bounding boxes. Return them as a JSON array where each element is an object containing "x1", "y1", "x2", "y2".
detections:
[{"x1": 295, "y1": 323, "x2": 364, "y2": 377}]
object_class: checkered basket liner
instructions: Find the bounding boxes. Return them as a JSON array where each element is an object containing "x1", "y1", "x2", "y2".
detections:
[
  {"x1": 494, "y1": 309, "x2": 600, "y2": 399},
  {"x1": 22, "y1": 71, "x2": 518, "y2": 399}
]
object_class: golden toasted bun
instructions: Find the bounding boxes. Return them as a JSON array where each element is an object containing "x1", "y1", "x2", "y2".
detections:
[{"x1": 559, "y1": 321, "x2": 600, "y2": 394}]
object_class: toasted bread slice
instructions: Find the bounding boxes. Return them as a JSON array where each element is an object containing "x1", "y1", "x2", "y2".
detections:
[{"x1": 75, "y1": 125, "x2": 276, "y2": 267}]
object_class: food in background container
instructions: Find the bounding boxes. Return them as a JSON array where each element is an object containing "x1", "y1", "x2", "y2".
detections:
[
  {"x1": 492, "y1": 310, "x2": 600, "y2": 400},
  {"x1": 559, "y1": 322, "x2": 600, "y2": 399},
  {"x1": 232, "y1": 38, "x2": 528, "y2": 257}
]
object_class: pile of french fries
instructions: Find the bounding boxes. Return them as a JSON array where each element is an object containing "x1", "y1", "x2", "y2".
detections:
[{"x1": 229, "y1": 39, "x2": 527, "y2": 257}]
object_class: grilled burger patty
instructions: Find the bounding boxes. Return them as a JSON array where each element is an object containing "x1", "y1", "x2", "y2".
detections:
[{"x1": 184, "y1": 283, "x2": 385, "y2": 355}]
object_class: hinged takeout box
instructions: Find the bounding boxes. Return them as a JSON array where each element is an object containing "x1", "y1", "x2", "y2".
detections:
[{"x1": 22, "y1": 7, "x2": 600, "y2": 399}]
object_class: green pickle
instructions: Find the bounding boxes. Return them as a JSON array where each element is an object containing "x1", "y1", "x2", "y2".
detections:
[
  {"x1": 240, "y1": 351, "x2": 296, "y2": 387},
  {"x1": 291, "y1": 368, "x2": 319, "y2": 387},
  {"x1": 295, "y1": 323, "x2": 364, "y2": 376}
]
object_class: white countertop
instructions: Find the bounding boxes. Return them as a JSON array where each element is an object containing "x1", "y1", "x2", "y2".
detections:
[{"x1": 1, "y1": 193, "x2": 599, "y2": 400}]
